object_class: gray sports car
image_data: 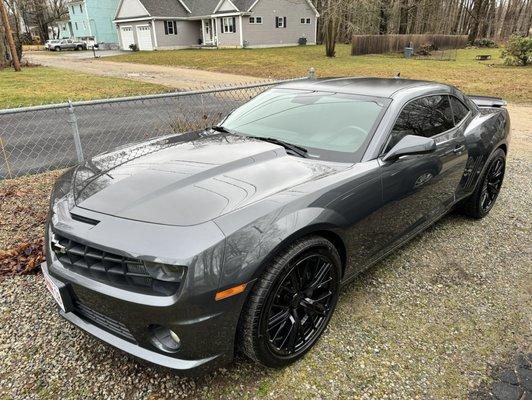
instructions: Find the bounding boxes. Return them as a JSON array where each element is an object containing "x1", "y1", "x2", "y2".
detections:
[{"x1": 43, "y1": 78, "x2": 509, "y2": 374}]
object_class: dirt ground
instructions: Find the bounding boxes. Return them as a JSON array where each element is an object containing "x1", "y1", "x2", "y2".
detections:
[{"x1": 25, "y1": 51, "x2": 268, "y2": 90}]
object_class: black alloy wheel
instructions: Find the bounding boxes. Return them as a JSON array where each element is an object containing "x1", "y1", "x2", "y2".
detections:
[
  {"x1": 459, "y1": 148, "x2": 506, "y2": 219},
  {"x1": 264, "y1": 252, "x2": 335, "y2": 356},
  {"x1": 240, "y1": 236, "x2": 341, "y2": 367},
  {"x1": 480, "y1": 156, "x2": 505, "y2": 213}
]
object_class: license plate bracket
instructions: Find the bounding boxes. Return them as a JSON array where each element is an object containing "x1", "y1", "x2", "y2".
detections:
[{"x1": 42, "y1": 264, "x2": 73, "y2": 313}]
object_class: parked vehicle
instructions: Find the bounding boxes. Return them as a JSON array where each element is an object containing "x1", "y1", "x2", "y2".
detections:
[
  {"x1": 79, "y1": 36, "x2": 96, "y2": 49},
  {"x1": 50, "y1": 39, "x2": 87, "y2": 51},
  {"x1": 43, "y1": 78, "x2": 510, "y2": 375},
  {"x1": 44, "y1": 39, "x2": 61, "y2": 50}
]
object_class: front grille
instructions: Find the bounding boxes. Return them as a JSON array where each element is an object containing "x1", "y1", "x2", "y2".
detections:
[
  {"x1": 74, "y1": 300, "x2": 136, "y2": 342},
  {"x1": 51, "y1": 233, "x2": 179, "y2": 296}
]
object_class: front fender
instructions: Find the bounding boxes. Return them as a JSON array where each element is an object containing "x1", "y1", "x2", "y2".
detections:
[{"x1": 215, "y1": 206, "x2": 348, "y2": 291}]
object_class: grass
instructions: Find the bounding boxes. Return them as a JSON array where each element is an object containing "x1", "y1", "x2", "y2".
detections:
[
  {"x1": 0, "y1": 66, "x2": 167, "y2": 109},
  {"x1": 107, "y1": 46, "x2": 532, "y2": 102}
]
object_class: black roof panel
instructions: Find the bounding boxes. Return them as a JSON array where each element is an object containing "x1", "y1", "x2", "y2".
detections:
[{"x1": 277, "y1": 77, "x2": 448, "y2": 98}]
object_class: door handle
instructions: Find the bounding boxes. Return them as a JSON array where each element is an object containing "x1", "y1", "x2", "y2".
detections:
[{"x1": 453, "y1": 145, "x2": 466, "y2": 154}]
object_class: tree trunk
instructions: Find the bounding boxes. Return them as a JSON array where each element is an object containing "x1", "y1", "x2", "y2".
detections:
[
  {"x1": 399, "y1": 0, "x2": 409, "y2": 34},
  {"x1": 467, "y1": 0, "x2": 485, "y2": 43},
  {"x1": 0, "y1": 0, "x2": 21, "y2": 71}
]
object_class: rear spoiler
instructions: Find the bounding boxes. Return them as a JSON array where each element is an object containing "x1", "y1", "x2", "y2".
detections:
[{"x1": 468, "y1": 95, "x2": 507, "y2": 108}]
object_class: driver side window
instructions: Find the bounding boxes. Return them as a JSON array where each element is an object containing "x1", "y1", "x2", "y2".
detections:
[{"x1": 385, "y1": 95, "x2": 454, "y2": 153}]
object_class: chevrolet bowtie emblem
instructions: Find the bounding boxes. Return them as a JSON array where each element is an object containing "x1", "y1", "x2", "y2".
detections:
[{"x1": 50, "y1": 236, "x2": 67, "y2": 254}]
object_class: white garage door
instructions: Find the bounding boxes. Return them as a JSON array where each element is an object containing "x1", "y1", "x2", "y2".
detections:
[
  {"x1": 136, "y1": 25, "x2": 154, "y2": 51},
  {"x1": 120, "y1": 26, "x2": 135, "y2": 50}
]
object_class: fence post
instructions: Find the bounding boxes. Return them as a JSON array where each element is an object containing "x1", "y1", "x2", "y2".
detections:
[
  {"x1": 67, "y1": 101, "x2": 84, "y2": 163},
  {"x1": 308, "y1": 67, "x2": 316, "y2": 80}
]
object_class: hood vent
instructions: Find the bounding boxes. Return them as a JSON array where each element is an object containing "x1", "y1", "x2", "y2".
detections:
[{"x1": 70, "y1": 213, "x2": 99, "y2": 226}]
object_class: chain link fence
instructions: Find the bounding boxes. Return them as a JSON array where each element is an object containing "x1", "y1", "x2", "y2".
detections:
[{"x1": 0, "y1": 75, "x2": 313, "y2": 180}]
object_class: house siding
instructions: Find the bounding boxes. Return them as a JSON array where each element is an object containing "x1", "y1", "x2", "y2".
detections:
[
  {"x1": 216, "y1": 16, "x2": 242, "y2": 47},
  {"x1": 242, "y1": 0, "x2": 316, "y2": 47},
  {"x1": 86, "y1": 0, "x2": 121, "y2": 44},
  {"x1": 154, "y1": 20, "x2": 202, "y2": 48},
  {"x1": 116, "y1": 20, "x2": 202, "y2": 50},
  {"x1": 116, "y1": 0, "x2": 149, "y2": 19},
  {"x1": 68, "y1": 0, "x2": 120, "y2": 44}
]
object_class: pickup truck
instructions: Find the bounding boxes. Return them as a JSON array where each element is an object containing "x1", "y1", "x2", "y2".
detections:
[{"x1": 51, "y1": 39, "x2": 87, "y2": 51}]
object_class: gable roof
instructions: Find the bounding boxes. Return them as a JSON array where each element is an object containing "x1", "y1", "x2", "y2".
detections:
[
  {"x1": 118, "y1": 0, "x2": 318, "y2": 19},
  {"x1": 136, "y1": 0, "x2": 190, "y2": 16}
]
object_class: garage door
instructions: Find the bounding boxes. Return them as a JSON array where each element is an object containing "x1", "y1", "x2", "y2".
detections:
[
  {"x1": 136, "y1": 25, "x2": 154, "y2": 51},
  {"x1": 120, "y1": 26, "x2": 134, "y2": 50}
]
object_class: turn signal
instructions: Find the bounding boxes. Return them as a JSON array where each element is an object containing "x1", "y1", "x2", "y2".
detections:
[{"x1": 215, "y1": 283, "x2": 247, "y2": 301}]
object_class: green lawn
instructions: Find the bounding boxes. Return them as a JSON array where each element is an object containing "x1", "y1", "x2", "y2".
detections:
[
  {"x1": 108, "y1": 46, "x2": 532, "y2": 102},
  {"x1": 0, "y1": 66, "x2": 166, "y2": 109}
]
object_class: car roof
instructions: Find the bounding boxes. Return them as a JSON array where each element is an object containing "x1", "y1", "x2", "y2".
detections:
[{"x1": 277, "y1": 77, "x2": 450, "y2": 99}]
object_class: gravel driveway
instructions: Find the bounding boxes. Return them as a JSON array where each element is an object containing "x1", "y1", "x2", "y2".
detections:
[
  {"x1": 25, "y1": 51, "x2": 267, "y2": 90},
  {"x1": 0, "y1": 105, "x2": 530, "y2": 399}
]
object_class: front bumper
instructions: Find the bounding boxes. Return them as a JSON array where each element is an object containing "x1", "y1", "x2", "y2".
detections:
[
  {"x1": 43, "y1": 202, "x2": 249, "y2": 374},
  {"x1": 43, "y1": 260, "x2": 244, "y2": 374}
]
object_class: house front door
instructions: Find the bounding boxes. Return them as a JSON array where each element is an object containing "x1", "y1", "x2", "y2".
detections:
[{"x1": 203, "y1": 20, "x2": 213, "y2": 44}]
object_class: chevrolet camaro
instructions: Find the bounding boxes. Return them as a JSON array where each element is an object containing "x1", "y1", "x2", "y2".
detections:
[{"x1": 43, "y1": 78, "x2": 509, "y2": 374}]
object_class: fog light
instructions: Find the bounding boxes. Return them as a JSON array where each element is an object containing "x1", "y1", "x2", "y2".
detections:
[
  {"x1": 150, "y1": 325, "x2": 181, "y2": 353},
  {"x1": 170, "y1": 330, "x2": 180, "y2": 345}
]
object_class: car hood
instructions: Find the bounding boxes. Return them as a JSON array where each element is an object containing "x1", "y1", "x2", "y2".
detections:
[{"x1": 72, "y1": 133, "x2": 345, "y2": 226}]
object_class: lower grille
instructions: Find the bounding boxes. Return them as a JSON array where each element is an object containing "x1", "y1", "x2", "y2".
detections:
[
  {"x1": 51, "y1": 233, "x2": 179, "y2": 296},
  {"x1": 74, "y1": 301, "x2": 136, "y2": 343}
]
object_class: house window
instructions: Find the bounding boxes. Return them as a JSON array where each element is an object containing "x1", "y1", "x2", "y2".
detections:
[
  {"x1": 301, "y1": 18, "x2": 311, "y2": 24},
  {"x1": 222, "y1": 17, "x2": 236, "y2": 33},
  {"x1": 83, "y1": 21, "x2": 87, "y2": 30},
  {"x1": 75, "y1": 22, "x2": 78, "y2": 30},
  {"x1": 164, "y1": 20, "x2": 177, "y2": 35},
  {"x1": 275, "y1": 16, "x2": 286, "y2": 28},
  {"x1": 71, "y1": 6, "x2": 75, "y2": 15},
  {"x1": 249, "y1": 16, "x2": 262, "y2": 24},
  {"x1": 79, "y1": 4, "x2": 83, "y2": 13}
]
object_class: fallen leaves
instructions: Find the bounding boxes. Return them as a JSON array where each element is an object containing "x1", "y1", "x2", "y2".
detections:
[
  {"x1": 0, "y1": 170, "x2": 62, "y2": 276},
  {"x1": 0, "y1": 239, "x2": 44, "y2": 275}
]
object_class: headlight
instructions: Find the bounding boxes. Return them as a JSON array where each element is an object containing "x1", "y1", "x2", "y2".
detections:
[{"x1": 138, "y1": 262, "x2": 186, "y2": 283}]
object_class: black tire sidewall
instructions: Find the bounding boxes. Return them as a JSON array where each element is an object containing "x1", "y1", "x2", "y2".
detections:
[
  {"x1": 476, "y1": 149, "x2": 506, "y2": 218},
  {"x1": 249, "y1": 237, "x2": 342, "y2": 368}
]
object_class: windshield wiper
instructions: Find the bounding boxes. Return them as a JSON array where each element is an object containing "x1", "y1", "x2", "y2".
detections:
[
  {"x1": 211, "y1": 125, "x2": 236, "y2": 134},
  {"x1": 249, "y1": 136, "x2": 308, "y2": 158}
]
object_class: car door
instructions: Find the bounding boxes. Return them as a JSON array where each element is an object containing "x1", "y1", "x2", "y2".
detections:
[{"x1": 374, "y1": 94, "x2": 468, "y2": 249}]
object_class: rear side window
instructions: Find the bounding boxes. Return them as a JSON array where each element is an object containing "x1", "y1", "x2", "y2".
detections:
[
  {"x1": 450, "y1": 96, "x2": 469, "y2": 123},
  {"x1": 385, "y1": 95, "x2": 454, "y2": 152}
]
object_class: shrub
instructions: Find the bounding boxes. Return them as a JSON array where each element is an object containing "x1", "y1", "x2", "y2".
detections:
[
  {"x1": 473, "y1": 38, "x2": 497, "y2": 48},
  {"x1": 129, "y1": 43, "x2": 139, "y2": 52},
  {"x1": 501, "y1": 35, "x2": 532, "y2": 66},
  {"x1": 416, "y1": 43, "x2": 436, "y2": 56}
]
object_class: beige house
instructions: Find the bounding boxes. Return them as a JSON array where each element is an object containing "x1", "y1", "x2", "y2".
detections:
[{"x1": 113, "y1": 0, "x2": 319, "y2": 51}]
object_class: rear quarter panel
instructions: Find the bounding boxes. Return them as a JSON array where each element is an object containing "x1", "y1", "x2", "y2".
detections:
[{"x1": 457, "y1": 104, "x2": 510, "y2": 198}]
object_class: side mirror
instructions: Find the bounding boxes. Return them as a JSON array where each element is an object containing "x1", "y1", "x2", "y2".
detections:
[{"x1": 382, "y1": 135, "x2": 437, "y2": 162}]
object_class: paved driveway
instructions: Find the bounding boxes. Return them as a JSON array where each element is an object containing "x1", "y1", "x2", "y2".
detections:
[{"x1": 25, "y1": 51, "x2": 268, "y2": 90}]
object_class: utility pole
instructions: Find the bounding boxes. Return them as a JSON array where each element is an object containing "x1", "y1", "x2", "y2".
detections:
[{"x1": 0, "y1": 0, "x2": 21, "y2": 72}]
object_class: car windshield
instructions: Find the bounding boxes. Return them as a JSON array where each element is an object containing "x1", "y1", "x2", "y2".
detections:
[{"x1": 220, "y1": 88, "x2": 387, "y2": 162}]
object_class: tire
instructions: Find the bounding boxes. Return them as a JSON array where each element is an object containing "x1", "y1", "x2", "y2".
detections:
[
  {"x1": 76, "y1": 45, "x2": 83, "y2": 51},
  {"x1": 54, "y1": 46, "x2": 61, "y2": 51},
  {"x1": 458, "y1": 148, "x2": 506, "y2": 219},
  {"x1": 239, "y1": 236, "x2": 342, "y2": 368}
]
